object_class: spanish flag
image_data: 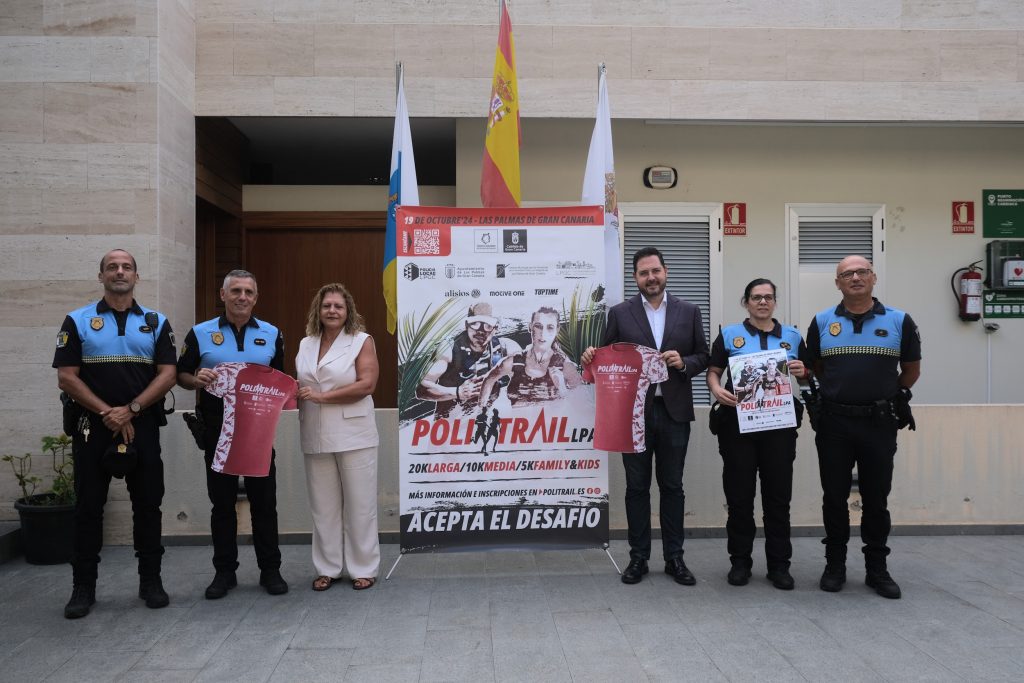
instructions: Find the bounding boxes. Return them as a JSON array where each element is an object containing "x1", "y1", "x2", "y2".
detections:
[
  {"x1": 480, "y1": 0, "x2": 520, "y2": 207},
  {"x1": 384, "y1": 66, "x2": 419, "y2": 334}
]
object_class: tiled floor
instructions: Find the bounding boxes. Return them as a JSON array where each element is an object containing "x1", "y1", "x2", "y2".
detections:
[{"x1": 2, "y1": 536, "x2": 1024, "y2": 681}]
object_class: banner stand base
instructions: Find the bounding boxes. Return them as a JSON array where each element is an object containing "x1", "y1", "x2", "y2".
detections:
[{"x1": 384, "y1": 543, "x2": 620, "y2": 581}]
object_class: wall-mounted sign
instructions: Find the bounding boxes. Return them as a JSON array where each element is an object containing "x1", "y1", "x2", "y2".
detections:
[
  {"x1": 724, "y1": 202, "x2": 746, "y2": 236},
  {"x1": 983, "y1": 189, "x2": 1024, "y2": 238},
  {"x1": 983, "y1": 289, "x2": 1024, "y2": 318},
  {"x1": 952, "y1": 201, "x2": 974, "y2": 234}
]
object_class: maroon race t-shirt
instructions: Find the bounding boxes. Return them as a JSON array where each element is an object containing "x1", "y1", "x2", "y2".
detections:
[
  {"x1": 583, "y1": 343, "x2": 668, "y2": 453},
  {"x1": 205, "y1": 362, "x2": 297, "y2": 476}
]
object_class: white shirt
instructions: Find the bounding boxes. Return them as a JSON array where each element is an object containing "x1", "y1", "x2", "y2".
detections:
[{"x1": 642, "y1": 291, "x2": 667, "y2": 394}]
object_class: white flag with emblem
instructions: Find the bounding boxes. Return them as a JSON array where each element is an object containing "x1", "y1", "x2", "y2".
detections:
[{"x1": 582, "y1": 66, "x2": 622, "y2": 306}]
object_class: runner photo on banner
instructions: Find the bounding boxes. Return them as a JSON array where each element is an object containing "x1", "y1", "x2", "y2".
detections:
[
  {"x1": 396, "y1": 206, "x2": 608, "y2": 552},
  {"x1": 728, "y1": 348, "x2": 797, "y2": 434}
]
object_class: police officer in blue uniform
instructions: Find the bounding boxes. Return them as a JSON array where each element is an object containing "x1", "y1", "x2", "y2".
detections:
[
  {"x1": 176, "y1": 269, "x2": 289, "y2": 599},
  {"x1": 707, "y1": 279, "x2": 809, "y2": 590},
  {"x1": 807, "y1": 255, "x2": 921, "y2": 599},
  {"x1": 54, "y1": 249, "x2": 177, "y2": 619}
]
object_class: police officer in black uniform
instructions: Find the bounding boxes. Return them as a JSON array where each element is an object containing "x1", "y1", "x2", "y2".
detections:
[
  {"x1": 807, "y1": 255, "x2": 921, "y2": 599},
  {"x1": 707, "y1": 278, "x2": 809, "y2": 590},
  {"x1": 54, "y1": 249, "x2": 177, "y2": 619},
  {"x1": 176, "y1": 269, "x2": 288, "y2": 599}
]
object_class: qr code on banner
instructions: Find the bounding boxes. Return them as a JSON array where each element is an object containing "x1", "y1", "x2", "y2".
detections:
[{"x1": 413, "y1": 229, "x2": 441, "y2": 255}]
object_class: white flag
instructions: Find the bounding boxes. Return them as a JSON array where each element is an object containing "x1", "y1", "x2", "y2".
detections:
[
  {"x1": 384, "y1": 66, "x2": 419, "y2": 334},
  {"x1": 582, "y1": 66, "x2": 622, "y2": 306}
]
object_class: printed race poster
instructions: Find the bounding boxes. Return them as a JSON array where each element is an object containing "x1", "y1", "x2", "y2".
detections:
[
  {"x1": 396, "y1": 206, "x2": 608, "y2": 551},
  {"x1": 728, "y1": 348, "x2": 797, "y2": 434}
]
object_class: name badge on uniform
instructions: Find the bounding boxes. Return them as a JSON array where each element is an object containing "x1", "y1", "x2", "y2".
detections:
[
  {"x1": 828, "y1": 322, "x2": 841, "y2": 336},
  {"x1": 90, "y1": 317, "x2": 104, "y2": 331},
  {"x1": 254, "y1": 338, "x2": 267, "y2": 346},
  {"x1": 874, "y1": 329, "x2": 888, "y2": 337},
  {"x1": 56, "y1": 331, "x2": 69, "y2": 348},
  {"x1": 779, "y1": 341, "x2": 791, "y2": 350},
  {"x1": 212, "y1": 332, "x2": 224, "y2": 345},
  {"x1": 732, "y1": 336, "x2": 745, "y2": 349},
  {"x1": 139, "y1": 325, "x2": 152, "y2": 333}
]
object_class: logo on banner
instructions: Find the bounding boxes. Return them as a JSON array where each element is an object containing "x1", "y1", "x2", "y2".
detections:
[
  {"x1": 556, "y1": 260, "x2": 596, "y2": 279},
  {"x1": 445, "y1": 264, "x2": 456, "y2": 279},
  {"x1": 535, "y1": 288, "x2": 558, "y2": 296},
  {"x1": 475, "y1": 229, "x2": 499, "y2": 253},
  {"x1": 403, "y1": 263, "x2": 436, "y2": 280},
  {"x1": 503, "y1": 230, "x2": 527, "y2": 253},
  {"x1": 496, "y1": 264, "x2": 507, "y2": 278}
]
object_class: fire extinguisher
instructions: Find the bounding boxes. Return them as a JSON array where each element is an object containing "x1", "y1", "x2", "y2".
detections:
[{"x1": 950, "y1": 261, "x2": 983, "y2": 322}]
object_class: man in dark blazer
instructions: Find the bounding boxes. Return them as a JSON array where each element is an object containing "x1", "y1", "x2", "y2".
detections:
[{"x1": 583, "y1": 246, "x2": 710, "y2": 585}]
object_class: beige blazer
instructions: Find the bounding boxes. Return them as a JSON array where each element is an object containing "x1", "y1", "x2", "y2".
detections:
[{"x1": 296, "y1": 331, "x2": 379, "y2": 454}]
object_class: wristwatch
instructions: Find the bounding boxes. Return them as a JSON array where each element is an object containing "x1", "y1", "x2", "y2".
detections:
[{"x1": 129, "y1": 401, "x2": 142, "y2": 415}]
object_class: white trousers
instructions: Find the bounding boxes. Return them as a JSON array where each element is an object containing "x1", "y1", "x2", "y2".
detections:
[{"x1": 303, "y1": 446, "x2": 380, "y2": 579}]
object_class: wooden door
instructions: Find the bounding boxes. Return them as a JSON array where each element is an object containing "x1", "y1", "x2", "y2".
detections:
[{"x1": 242, "y1": 212, "x2": 396, "y2": 408}]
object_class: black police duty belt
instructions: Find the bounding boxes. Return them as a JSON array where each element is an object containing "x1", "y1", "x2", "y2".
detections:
[{"x1": 821, "y1": 398, "x2": 889, "y2": 418}]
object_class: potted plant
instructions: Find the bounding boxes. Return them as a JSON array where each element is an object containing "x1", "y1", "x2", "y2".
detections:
[{"x1": 3, "y1": 434, "x2": 76, "y2": 564}]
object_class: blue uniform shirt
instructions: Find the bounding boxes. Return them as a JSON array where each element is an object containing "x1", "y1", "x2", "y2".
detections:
[
  {"x1": 806, "y1": 299, "x2": 921, "y2": 404},
  {"x1": 710, "y1": 319, "x2": 807, "y2": 393},
  {"x1": 53, "y1": 299, "x2": 176, "y2": 408},
  {"x1": 177, "y1": 315, "x2": 285, "y2": 417}
]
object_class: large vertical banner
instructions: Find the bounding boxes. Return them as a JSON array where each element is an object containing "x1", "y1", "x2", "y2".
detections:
[{"x1": 396, "y1": 206, "x2": 608, "y2": 551}]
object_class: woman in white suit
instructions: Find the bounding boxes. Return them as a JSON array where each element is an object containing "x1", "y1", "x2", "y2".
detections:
[{"x1": 296, "y1": 283, "x2": 380, "y2": 591}]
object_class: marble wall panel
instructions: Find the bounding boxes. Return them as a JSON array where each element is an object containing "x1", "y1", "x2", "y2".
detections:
[
  {"x1": 0, "y1": 409, "x2": 61, "y2": 462},
  {"x1": 513, "y1": 24, "x2": 553, "y2": 79},
  {"x1": 822, "y1": 81, "x2": 904, "y2": 120},
  {"x1": 403, "y1": 77, "x2": 436, "y2": 116},
  {"x1": 823, "y1": 0, "x2": 901, "y2": 28},
  {"x1": 976, "y1": 82, "x2": 1024, "y2": 119},
  {"x1": 901, "y1": 0, "x2": 978, "y2": 29},
  {"x1": 195, "y1": 74, "x2": 274, "y2": 114},
  {"x1": 273, "y1": 76, "x2": 354, "y2": 115},
  {"x1": 197, "y1": 0, "x2": 273, "y2": 23},
  {"x1": 42, "y1": 0, "x2": 139, "y2": 36},
  {"x1": 158, "y1": 0, "x2": 196, "y2": 109},
  {"x1": 939, "y1": 30, "x2": 1018, "y2": 82},
  {"x1": 0, "y1": 143, "x2": 88, "y2": 189},
  {"x1": 551, "y1": 25, "x2": 631, "y2": 80},
  {"x1": 154, "y1": 236, "x2": 196, "y2": 335},
  {"x1": 517, "y1": 78, "x2": 593, "y2": 117},
  {"x1": 43, "y1": 82, "x2": 153, "y2": 144},
  {"x1": 608, "y1": 78, "x2": 672, "y2": 119},
  {"x1": 86, "y1": 142, "x2": 155, "y2": 190},
  {"x1": 0, "y1": 188, "x2": 42, "y2": 232},
  {"x1": 89, "y1": 36, "x2": 151, "y2": 82},
  {"x1": 136, "y1": 0, "x2": 157, "y2": 36},
  {"x1": 0, "y1": 235, "x2": 152, "y2": 280},
  {"x1": 861, "y1": 30, "x2": 939, "y2": 82},
  {"x1": 786, "y1": 29, "x2": 864, "y2": 81},
  {"x1": 708, "y1": 28, "x2": 787, "y2": 81},
  {"x1": 0, "y1": 0, "x2": 43, "y2": 35},
  {"x1": 314, "y1": 23, "x2": 394, "y2": 78},
  {"x1": 157, "y1": 85, "x2": 195, "y2": 189},
  {"x1": 0, "y1": 280, "x2": 106, "y2": 325},
  {"x1": 900, "y1": 82, "x2": 979, "y2": 120},
  {"x1": 670, "y1": 80, "x2": 750, "y2": 119},
  {"x1": 233, "y1": 22, "x2": 314, "y2": 76},
  {"x1": 36, "y1": 189, "x2": 139, "y2": 234},
  {"x1": 274, "y1": 0, "x2": 355, "y2": 24},
  {"x1": 395, "y1": 24, "x2": 490, "y2": 79},
  {"x1": 196, "y1": 22, "x2": 232, "y2": 75},
  {"x1": 666, "y1": 0, "x2": 826, "y2": 28},
  {"x1": 353, "y1": 0, "x2": 434, "y2": 25},
  {"x1": 631, "y1": 28, "x2": 709, "y2": 80},
  {"x1": 0, "y1": 37, "x2": 91, "y2": 82},
  {"x1": 977, "y1": 1, "x2": 1024, "y2": 30},
  {"x1": 421, "y1": 76, "x2": 488, "y2": 117},
  {"x1": 0, "y1": 83, "x2": 43, "y2": 142},
  {"x1": 0, "y1": 363, "x2": 56, "y2": 410}
]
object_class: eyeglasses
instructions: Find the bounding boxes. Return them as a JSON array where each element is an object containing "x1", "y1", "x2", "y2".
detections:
[
  {"x1": 749, "y1": 294, "x2": 775, "y2": 303},
  {"x1": 838, "y1": 268, "x2": 873, "y2": 281},
  {"x1": 467, "y1": 320, "x2": 495, "y2": 332}
]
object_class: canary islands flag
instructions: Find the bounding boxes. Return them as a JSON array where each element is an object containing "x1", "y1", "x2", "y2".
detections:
[{"x1": 384, "y1": 68, "x2": 419, "y2": 334}]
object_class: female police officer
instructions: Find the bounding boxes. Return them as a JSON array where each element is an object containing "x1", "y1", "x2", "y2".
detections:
[{"x1": 707, "y1": 278, "x2": 809, "y2": 590}]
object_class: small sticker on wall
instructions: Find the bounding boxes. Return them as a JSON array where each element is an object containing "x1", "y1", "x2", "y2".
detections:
[{"x1": 724, "y1": 203, "x2": 746, "y2": 235}]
